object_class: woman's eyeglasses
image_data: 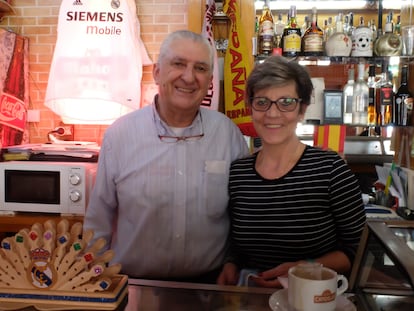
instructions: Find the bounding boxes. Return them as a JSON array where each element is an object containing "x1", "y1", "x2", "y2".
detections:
[{"x1": 250, "y1": 97, "x2": 302, "y2": 112}]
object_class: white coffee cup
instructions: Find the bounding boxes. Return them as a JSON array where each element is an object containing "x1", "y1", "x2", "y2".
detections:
[{"x1": 288, "y1": 263, "x2": 348, "y2": 311}]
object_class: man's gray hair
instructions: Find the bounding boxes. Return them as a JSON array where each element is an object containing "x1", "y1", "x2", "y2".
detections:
[{"x1": 158, "y1": 30, "x2": 215, "y2": 70}]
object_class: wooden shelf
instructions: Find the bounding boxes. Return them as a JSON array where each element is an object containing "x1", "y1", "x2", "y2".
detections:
[{"x1": 0, "y1": 212, "x2": 83, "y2": 238}]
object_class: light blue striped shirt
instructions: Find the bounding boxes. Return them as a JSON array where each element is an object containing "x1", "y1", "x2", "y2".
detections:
[{"x1": 84, "y1": 103, "x2": 249, "y2": 279}]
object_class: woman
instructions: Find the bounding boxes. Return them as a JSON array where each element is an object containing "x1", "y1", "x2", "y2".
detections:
[{"x1": 217, "y1": 56, "x2": 366, "y2": 288}]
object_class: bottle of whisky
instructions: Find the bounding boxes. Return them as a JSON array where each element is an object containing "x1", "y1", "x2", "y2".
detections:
[
  {"x1": 374, "y1": 12, "x2": 402, "y2": 56},
  {"x1": 302, "y1": 7, "x2": 324, "y2": 56},
  {"x1": 367, "y1": 64, "x2": 377, "y2": 126},
  {"x1": 342, "y1": 67, "x2": 355, "y2": 124},
  {"x1": 258, "y1": 1, "x2": 274, "y2": 56},
  {"x1": 352, "y1": 63, "x2": 369, "y2": 125},
  {"x1": 376, "y1": 61, "x2": 394, "y2": 126},
  {"x1": 282, "y1": 5, "x2": 301, "y2": 57},
  {"x1": 394, "y1": 65, "x2": 413, "y2": 125}
]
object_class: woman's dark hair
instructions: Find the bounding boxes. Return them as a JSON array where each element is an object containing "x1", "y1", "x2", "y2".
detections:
[{"x1": 245, "y1": 56, "x2": 314, "y2": 110}]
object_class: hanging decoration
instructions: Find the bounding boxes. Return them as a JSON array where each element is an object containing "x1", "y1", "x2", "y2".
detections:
[
  {"x1": 223, "y1": 0, "x2": 256, "y2": 136},
  {"x1": 44, "y1": 0, "x2": 151, "y2": 125},
  {"x1": 201, "y1": 0, "x2": 220, "y2": 110}
]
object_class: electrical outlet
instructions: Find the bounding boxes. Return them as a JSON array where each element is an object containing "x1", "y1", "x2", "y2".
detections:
[
  {"x1": 55, "y1": 123, "x2": 75, "y2": 141},
  {"x1": 54, "y1": 126, "x2": 72, "y2": 136}
]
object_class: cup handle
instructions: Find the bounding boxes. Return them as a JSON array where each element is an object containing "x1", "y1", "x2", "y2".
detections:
[{"x1": 337, "y1": 274, "x2": 348, "y2": 296}]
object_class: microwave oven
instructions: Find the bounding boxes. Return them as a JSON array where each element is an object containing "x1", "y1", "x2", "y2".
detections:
[{"x1": 0, "y1": 161, "x2": 97, "y2": 215}]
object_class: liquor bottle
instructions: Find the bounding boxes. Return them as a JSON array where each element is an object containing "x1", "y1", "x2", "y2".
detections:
[
  {"x1": 258, "y1": 1, "x2": 274, "y2": 56},
  {"x1": 394, "y1": 15, "x2": 401, "y2": 35},
  {"x1": 352, "y1": 63, "x2": 369, "y2": 125},
  {"x1": 301, "y1": 16, "x2": 310, "y2": 37},
  {"x1": 367, "y1": 64, "x2": 377, "y2": 126},
  {"x1": 323, "y1": 16, "x2": 334, "y2": 43},
  {"x1": 252, "y1": 16, "x2": 259, "y2": 56},
  {"x1": 325, "y1": 13, "x2": 352, "y2": 57},
  {"x1": 374, "y1": 12, "x2": 402, "y2": 56},
  {"x1": 376, "y1": 61, "x2": 394, "y2": 126},
  {"x1": 347, "y1": 12, "x2": 355, "y2": 37},
  {"x1": 342, "y1": 67, "x2": 355, "y2": 124},
  {"x1": 274, "y1": 13, "x2": 286, "y2": 37},
  {"x1": 282, "y1": 5, "x2": 301, "y2": 57},
  {"x1": 343, "y1": 14, "x2": 350, "y2": 35},
  {"x1": 369, "y1": 19, "x2": 377, "y2": 41},
  {"x1": 273, "y1": 12, "x2": 285, "y2": 56},
  {"x1": 394, "y1": 65, "x2": 413, "y2": 125},
  {"x1": 302, "y1": 7, "x2": 324, "y2": 56},
  {"x1": 351, "y1": 16, "x2": 373, "y2": 57}
]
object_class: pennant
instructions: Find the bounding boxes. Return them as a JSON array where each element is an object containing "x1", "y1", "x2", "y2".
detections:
[
  {"x1": 313, "y1": 125, "x2": 346, "y2": 154},
  {"x1": 223, "y1": 0, "x2": 256, "y2": 136},
  {"x1": 201, "y1": 0, "x2": 220, "y2": 110}
]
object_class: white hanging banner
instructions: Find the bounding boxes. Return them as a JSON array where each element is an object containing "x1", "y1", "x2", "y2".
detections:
[
  {"x1": 45, "y1": 0, "x2": 152, "y2": 124},
  {"x1": 201, "y1": 0, "x2": 220, "y2": 110}
]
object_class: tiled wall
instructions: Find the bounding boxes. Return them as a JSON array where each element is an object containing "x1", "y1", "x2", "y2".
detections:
[{"x1": 1, "y1": 0, "x2": 190, "y2": 145}]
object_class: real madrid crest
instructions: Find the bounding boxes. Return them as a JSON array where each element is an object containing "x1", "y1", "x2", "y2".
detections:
[{"x1": 28, "y1": 247, "x2": 56, "y2": 289}]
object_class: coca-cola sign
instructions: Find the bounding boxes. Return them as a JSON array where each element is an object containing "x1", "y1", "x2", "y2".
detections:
[{"x1": 0, "y1": 92, "x2": 26, "y2": 131}]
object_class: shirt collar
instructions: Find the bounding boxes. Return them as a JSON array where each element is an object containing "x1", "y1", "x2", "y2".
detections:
[{"x1": 151, "y1": 95, "x2": 203, "y2": 137}]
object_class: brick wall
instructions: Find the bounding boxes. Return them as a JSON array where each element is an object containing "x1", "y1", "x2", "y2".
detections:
[{"x1": 1, "y1": 0, "x2": 190, "y2": 145}]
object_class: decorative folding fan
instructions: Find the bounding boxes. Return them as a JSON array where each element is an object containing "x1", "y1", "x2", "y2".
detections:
[{"x1": 0, "y1": 219, "x2": 121, "y2": 292}]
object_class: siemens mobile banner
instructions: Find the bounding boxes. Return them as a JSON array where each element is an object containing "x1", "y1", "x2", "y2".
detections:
[
  {"x1": 45, "y1": 0, "x2": 151, "y2": 124},
  {"x1": 201, "y1": 0, "x2": 219, "y2": 110},
  {"x1": 223, "y1": 0, "x2": 256, "y2": 137}
]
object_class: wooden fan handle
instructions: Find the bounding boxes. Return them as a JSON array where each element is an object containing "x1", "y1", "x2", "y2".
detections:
[
  {"x1": 58, "y1": 263, "x2": 105, "y2": 291},
  {"x1": 74, "y1": 277, "x2": 112, "y2": 292}
]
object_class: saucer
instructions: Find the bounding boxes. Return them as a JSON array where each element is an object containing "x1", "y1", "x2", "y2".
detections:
[{"x1": 269, "y1": 289, "x2": 356, "y2": 311}]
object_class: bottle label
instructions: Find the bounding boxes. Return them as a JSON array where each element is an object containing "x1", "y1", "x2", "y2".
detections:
[
  {"x1": 395, "y1": 95, "x2": 413, "y2": 125},
  {"x1": 380, "y1": 86, "x2": 393, "y2": 125},
  {"x1": 283, "y1": 33, "x2": 301, "y2": 52},
  {"x1": 260, "y1": 34, "x2": 274, "y2": 54},
  {"x1": 303, "y1": 34, "x2": 324, "y2": 52},
  {"x1": 260, "y1": 20, "x2": 274, "y2": 36}
]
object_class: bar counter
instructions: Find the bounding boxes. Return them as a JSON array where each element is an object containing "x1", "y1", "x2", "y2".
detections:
[{"x1": 126, "y1": 278, "x2": 276, "y2": 310}]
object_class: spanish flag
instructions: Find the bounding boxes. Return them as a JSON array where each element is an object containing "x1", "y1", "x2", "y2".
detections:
[
  {"x1": 313, "y1": 125, "x2": 346, "y2": 154},
  {"x1": 223, "y1": 0, "x2": 256, "y2": 136}
]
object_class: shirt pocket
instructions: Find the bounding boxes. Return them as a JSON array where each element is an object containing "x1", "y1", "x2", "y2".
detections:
[{"x1": 203, "y1": 160, "x2": 229, "y2": 218}]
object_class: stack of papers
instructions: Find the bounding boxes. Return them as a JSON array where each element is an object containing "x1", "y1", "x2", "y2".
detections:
[
  {"x1": 376, "y1": 164, "x2": 408, "y2": 208},
  {"x1": 2, "y1": 143, "x2": 100, "y2": 162}
]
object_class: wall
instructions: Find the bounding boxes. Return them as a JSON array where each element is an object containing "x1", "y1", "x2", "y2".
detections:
[{"x1": 1, "y1": 0, "x2": 190, "y2": 145}]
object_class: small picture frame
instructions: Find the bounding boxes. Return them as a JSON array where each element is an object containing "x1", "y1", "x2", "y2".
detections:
[{"x1": 323, "y1": 90, "x2": 343, "y2": 124}]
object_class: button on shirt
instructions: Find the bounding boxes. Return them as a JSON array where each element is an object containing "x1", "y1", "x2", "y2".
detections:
[{"x1": 84, "y1": 103, "x2": 249, "y2": 279}]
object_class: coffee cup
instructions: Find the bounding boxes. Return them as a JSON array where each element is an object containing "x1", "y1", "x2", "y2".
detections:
[{"x1": 288, "y1": 263, "x2": 348, "y2": 311}]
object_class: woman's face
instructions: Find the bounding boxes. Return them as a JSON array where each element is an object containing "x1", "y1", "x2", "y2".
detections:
[{"x1": 251, "y1": 82, "x2": 306, "y2": 147}]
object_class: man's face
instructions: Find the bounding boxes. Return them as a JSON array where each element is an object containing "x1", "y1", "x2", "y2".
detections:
[{"x1": 153, "y1": 38, "x2": 213, "y2": 113}]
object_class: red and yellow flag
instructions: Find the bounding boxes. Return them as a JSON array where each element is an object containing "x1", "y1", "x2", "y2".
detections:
[
  {"x1": 313, "y1": 125, "x2": 346, "y2": 154},
  {"x1": 223, "y1": 0, "x2": 256, "y2": 137}
]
